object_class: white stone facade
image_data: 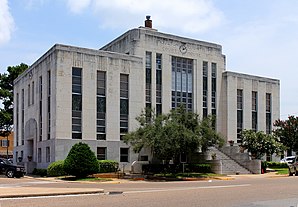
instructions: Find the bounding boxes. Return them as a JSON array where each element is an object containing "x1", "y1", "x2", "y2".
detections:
[{"x1": 13, "y1": 26, "x2": 280, "y2": 172}]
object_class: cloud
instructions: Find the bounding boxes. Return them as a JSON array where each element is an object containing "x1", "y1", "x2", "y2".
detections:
[
  {"x1": 65, "y1": 0, "x2": 224, "y2": 34},
  {"x1": 0, "y1": 0, "x2": 15, "y2": 46},
  {"x1": 66, "y1": 0, "x2": 92, "y2": 14}
]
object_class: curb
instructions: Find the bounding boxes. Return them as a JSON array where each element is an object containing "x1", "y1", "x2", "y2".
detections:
[{"x1": 0, "y1": 189, "x2": 104, "y2": 199}]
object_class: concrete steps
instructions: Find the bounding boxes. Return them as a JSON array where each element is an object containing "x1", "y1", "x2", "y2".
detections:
[{"x1": 209, "y1": 147, "x2": 252, "y2": 175}]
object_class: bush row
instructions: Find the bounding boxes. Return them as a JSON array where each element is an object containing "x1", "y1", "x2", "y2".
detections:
[
  {"x1": 32, "y1": 160, "x2": 120, "y2": 177},
  {"x1": 265, "y1": 161, "x2": 288, "y2": 168},
  {"x1": 142, "y1": 163, "x2": 212, "y2": 174}
]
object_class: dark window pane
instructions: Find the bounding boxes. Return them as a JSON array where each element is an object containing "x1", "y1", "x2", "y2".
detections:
[
  {"x1": 72, "y1": 94, "x2": 82, "y2": 111},
  {"x1": 72, "y1": 133, "x2": 82, "y2": 139},
  {"x1": 97, "y1": 97, "x2": 106, "y2": 112},
  {"x1": 120, "y1": 99, "x2": 129, "y2": 115}
]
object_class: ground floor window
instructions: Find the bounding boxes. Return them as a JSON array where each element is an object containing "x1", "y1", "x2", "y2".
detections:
[
  {"x1": 46, "y1": 147, "x2": 50, "y2": 162},
  {"x1": 120, "y1": 148, "x2": 129, "y2": 162},
  {"x1": 38, "y1": 148, "x2": 41, "y2": 163},
  {"x1": 97, "y1": 147, "x2": 106, "y2": 160}
]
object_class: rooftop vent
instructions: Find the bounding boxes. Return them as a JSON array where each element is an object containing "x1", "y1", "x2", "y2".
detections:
[{"x1": 145, "y1": 15, "x2": 152, "y2": 28}]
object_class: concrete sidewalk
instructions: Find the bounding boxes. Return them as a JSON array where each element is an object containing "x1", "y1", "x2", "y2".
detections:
[{"x1": 0, "y1": 187, "x2": 104, "y2": 198}]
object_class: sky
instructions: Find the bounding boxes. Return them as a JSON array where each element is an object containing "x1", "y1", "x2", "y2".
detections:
[{"x1": 0, "y1": 0, "x2": 297, "y2": 119}]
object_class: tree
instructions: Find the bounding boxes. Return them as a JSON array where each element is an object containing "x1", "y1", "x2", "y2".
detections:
[
  {"x1": 241, "y1": 130, "x2": 285, "y2": 159},
  {"x1": 273, "y1": 116, "x2": 298, "y2": 155},
  {"x1": 0, "y1": 63, "x2": 28, "y2": 158},
  {"x1": 64, "y1": 142, "x2": 99, "y2": 178},
  {"x1": 124, "y1": 106, "x2": 223, "y2": 162}
]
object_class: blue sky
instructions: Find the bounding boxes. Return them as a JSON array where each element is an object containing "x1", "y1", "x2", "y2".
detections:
[{"x1": 1, "y1": 0, "x2": 298, "y2": 119}]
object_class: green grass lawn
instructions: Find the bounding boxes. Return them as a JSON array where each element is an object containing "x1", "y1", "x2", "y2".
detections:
[{"x1": 269, "y1": 167, "x2": 288, "y2": 175}]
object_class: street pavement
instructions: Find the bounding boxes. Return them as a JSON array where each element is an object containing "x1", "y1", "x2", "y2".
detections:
[{"x1": 0, "y1": 172, "x2": 287, "y2": 199}]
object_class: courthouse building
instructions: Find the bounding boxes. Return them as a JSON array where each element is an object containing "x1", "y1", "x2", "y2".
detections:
[{"x1": 13, "y1": 17, "x2": 280, "y2": 172}]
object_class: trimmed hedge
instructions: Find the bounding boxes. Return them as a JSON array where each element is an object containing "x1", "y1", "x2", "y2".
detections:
[
  {"x1": 32, "y1": 168, "x2": 48, "y2": 177},
  {"x1": 47, "y1": 160, "x2": 67, "y2": 177},
  {"x1": 266, "y1": 161, "x2": 288, "y2": 168},
  {"x1": 142, "y1": 163, "x2": 212, "y2": 174},
  {"x1": 98, "y1": 160, "x2": 119, "y2": 173}
]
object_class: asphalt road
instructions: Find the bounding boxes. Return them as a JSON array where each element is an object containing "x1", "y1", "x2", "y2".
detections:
[{"x1": 1, "y1": 175, "x2": 298, "y2": 207}]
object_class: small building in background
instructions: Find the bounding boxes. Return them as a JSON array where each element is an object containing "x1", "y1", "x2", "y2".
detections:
[{"x1": 0, "y1": 132, "x2": 14, "y2": 159}]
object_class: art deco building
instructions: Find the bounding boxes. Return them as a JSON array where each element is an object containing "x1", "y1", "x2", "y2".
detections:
[{"x1": 13, "y1": 17, "x2": 279, "y2": 172}]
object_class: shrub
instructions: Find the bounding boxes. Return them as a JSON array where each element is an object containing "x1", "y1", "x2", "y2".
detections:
[
  {"x1": 266, "y1": 161, "x2": 288, "y2": 168},
  {"x1": 32, "y1": 168, "x2": 48, "y2": 177},
  {"x1": 142, "y1": 163, "x2": 212, "y2": 174},
  {"x1": 98, "y1": 160, "x2": 119, "y2": 173},
  {"x1": 186, "y1": 164, "x2": 212, "y2": 173},
  {"x1": 47, "y1": 160, "x2": 67, "y2": 177},
  {"x1": 64, "y1": 142, "x2": 99, "y2": 178}
]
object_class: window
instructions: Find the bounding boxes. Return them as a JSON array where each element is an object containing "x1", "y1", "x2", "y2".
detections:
[
  {"x1": 32, "y1": 81, "x2": 34, "y2": 105},
  {"x1": 120, "y1": 148, "x2": 129, "y2": 162},
  {"x1": 21, "y1": 89, "x2": 24, "y2": 145},
  {"x1": 38, "y1": 148, "x2": 41, "y2": 163},
  {"x1": 211, "y1": 63, "x2": 217, "y2": 119},
  {"x1": 28, "y1": 84, "x2": 31, "y2": 106},
  {"x1": 140, "y1": 156, "x2": 148, "y2": 161},
  {"x1": 1, "y1": 140, "x2": 9, "y2": 147},
  {"x1": 47, "y1": 71, "x2": 51, "y2": 140},
  {"x1": 15, "y1": 151, "x2": 18, "y2": 163},
  {"x1": 39, "y1": 76, "x2": 43, "y2": 141},
  {"x1": 16, "y1": 93, "x2": 19, "y2": 146},
  {"x1": 266, "y1": 93, "x2": 272, "y2": 134},
  {"x1": 156, "y1": 53, "x2": 162, "y2": 115},
  {"x1": 203, "y1": 61, "x2": 208, "y2": 117},
  {"x1": 120, "y1": 74, "x2": 129, "y2": 139},
  {"x1": 252, "y1": 91, "x2": 258, "y2": 132},
  {"x1": 72, "y1": 67, "x2": 82, "y2": 139},
  {"x1": 146, "y1": 52, "x2": 152, "y2": 105},
  {"x1": 97, "y1": 71, "x2": 106, "y2": 140},
  {"x1": 171, "y1": 56, "x2": 193, "y2": 111},
  {"x1": 97, "y1": 147, "x2": 106, "y2": 160},
  {"x1": 237, "y1": 89, "x2": 243, "y2": 143},
  {"x1": 46, "y1": 147, "x2": 50, "y2": 162}
]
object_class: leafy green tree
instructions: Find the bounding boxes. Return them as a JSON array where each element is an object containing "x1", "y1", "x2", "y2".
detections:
[
  {"x1": 64, "y1": 142, "x2": 99, "y2": 178},
  {"x1": 124, "y1": 106, "x2": 223, "y2": 162},
  {"x1": 0, "y1": 63, "x2": 28, "y2": 157},
  {"x1": 241, "y1": 130, "x2": 285, "y2": 159},
  {"x1": 273, "y1": 116, "x2": 298, "y2": 154}
]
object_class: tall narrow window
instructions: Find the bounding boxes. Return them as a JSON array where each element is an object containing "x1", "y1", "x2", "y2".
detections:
[
  {"x1": 28, "y1": 84, "x2": 31, "y2": 106},
  {"x1": 252, "y1": 91, "x2": 258, "y2": 132},
  {"x1": 39, "y1": 76, "x2": 43, "y2": 141},
  {"x1": 202, "y1": 61, "x2": 208, "y2": 118},
  {"x1": 156, "y1": 53, "x2": 162, "y2": 115},
  {"x1": 211, "y1": 63, "x2": 217, "y2": 117},
  {"x1": 21, "y1": 89, "x2": 24, "y2": 145},
  {"x1": 47, "y1": 71, "x2": 51, "y2": 140},
  {"x1": 145, "y1": 52, "x2": 152, "y2": 113},
  {"x1": 72, "y1": 67, "x2": 82, "y2": 139},
  {"x1": 16, "y1": 93, "x2": 19, "y2": 146},
  {"x1": 32, "y1": 81, "x2": 34, "y2": 105},
  {"x1": 120, "y1": 74, "x2": 129, "y2": 140},
  {"x1": 46, "y1": 147, "x2": 50, "y2": 162},
  {"x1": 237, "y1": 89, "x2": 243, "y2": 143},
  {"x1": 97, "y1": 71, "x2": 106, "y2": 140},
  {"x1": 38, "y1": 148, "x2": 41, "y2": 163},
  {"x1": 266, "y1": 93, "x2": 272, "y2": 134},
  {"x1": 171, "y1": 57, "x2": 193, "y2": 111}
]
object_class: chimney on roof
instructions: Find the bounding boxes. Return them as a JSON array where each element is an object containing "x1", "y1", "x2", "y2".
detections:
[{"x1": 145, "y1": 15, "x2": 152, "y2": 28}]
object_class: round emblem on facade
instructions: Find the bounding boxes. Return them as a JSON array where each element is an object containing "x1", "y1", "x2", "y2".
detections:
[{"x1": 179, "y1": 45, "x2": 187, "y2": 54}]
